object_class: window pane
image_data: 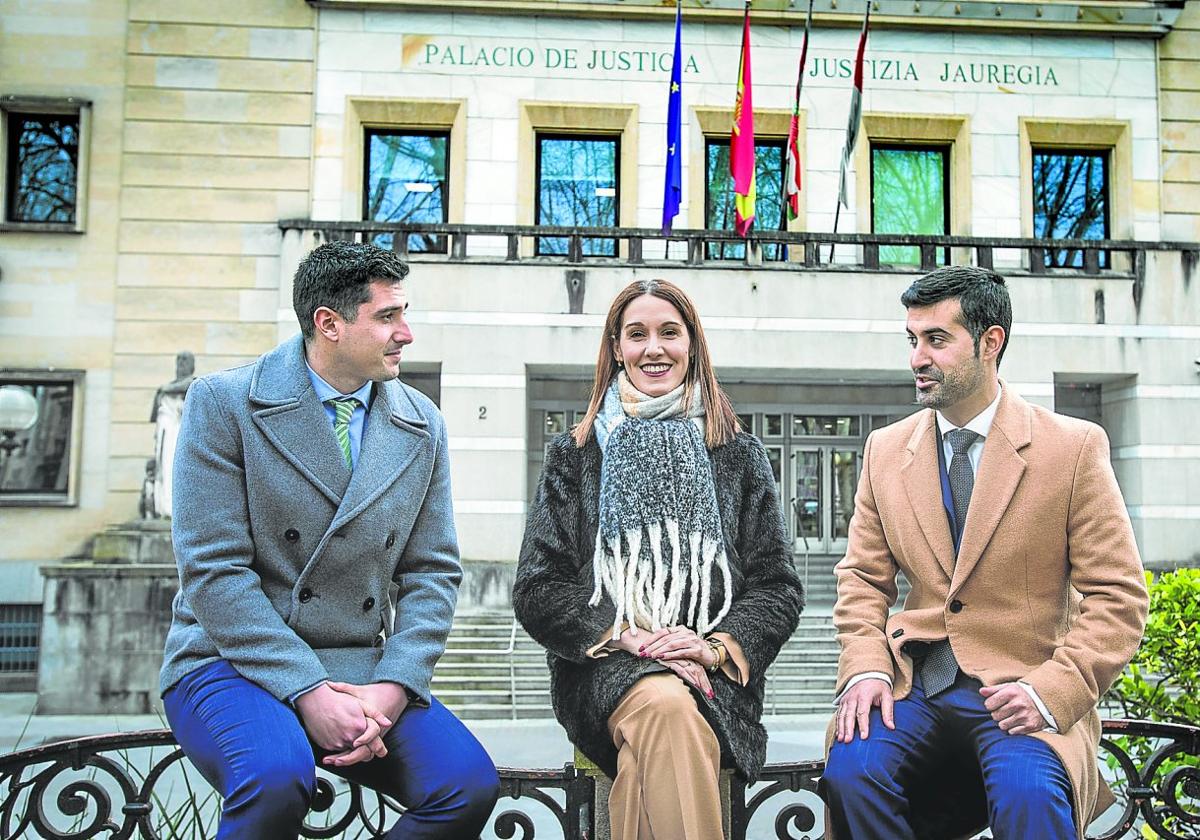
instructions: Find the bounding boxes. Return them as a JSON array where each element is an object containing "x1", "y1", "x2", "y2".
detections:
[
  {"x1": 792, "y1": 415, "x2": 860, "y2": 436},
  {"x1": 544, "y1": 410, "x2": 566, "y2": 436},
  {"x1": 832, "y1": 450, "x2": 859, "y2": 540},
  {"x1": 0, "y1": 382, "x2": 74, "y2": 495},
  {"x1": 764, "y1": 414, "x2": 783, "y2": 437},
  {"x1": 793, "y1": 449, "x2": 823, "y2": 541},
  {"x1": 6, "y1": 113, "x2": 79, "y2": 224},
  {"x1": 536, "y1": 136, "x2": 618, "y2": 256},
  {"x1": 1033, "y1": 150, "x2": 1108, "y2": 268},
  {"x1": 0, "y1": 604, "x2": 40, "y2": 673},
  {"x1": 736, "y1": 413, "x2": 755, "y2": 436},
  {"x1": 365, "y1": 131, "x2": 449, "y2": 253},
  {"x1": 765, "y1": 445, "x2": 783, "y2": 502},
  {"x1": 704, "y1": 140, "x2": 786, "y2": 260},
  {"x1": 871, "y1": 145, "x2": 948, "y2": 265}
]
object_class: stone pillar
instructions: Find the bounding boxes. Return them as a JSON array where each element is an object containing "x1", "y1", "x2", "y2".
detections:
[{"x1": 36, "y1": 520, "x2": 178, "y2": 714}]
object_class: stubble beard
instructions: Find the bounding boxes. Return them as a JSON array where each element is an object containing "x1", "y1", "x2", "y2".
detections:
[{"x1": 915, "y1": 357, "x2": 986, "y2": 411}]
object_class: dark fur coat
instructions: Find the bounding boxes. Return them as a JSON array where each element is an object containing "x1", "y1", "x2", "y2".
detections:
[{"x1": 513, "y1": 431, "x2": 804, "y2": 782}]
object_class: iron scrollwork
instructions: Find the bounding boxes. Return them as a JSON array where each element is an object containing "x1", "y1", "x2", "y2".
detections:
[{"x1": 0, "y1": 720, "x2": 1196, "y2": 838}]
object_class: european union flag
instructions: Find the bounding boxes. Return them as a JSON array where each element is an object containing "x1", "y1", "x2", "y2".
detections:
[{"x1": 662, "y1": 0, "x2": 683, "y2": 233}]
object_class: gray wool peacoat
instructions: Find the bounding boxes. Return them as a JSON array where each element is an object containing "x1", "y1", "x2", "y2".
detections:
[
  {"x1": 159, "y1": 334, "x2": 461, "y2": 705},
  {"x1": 513, "y1": 431, "x2": 804, "y2": 782}
]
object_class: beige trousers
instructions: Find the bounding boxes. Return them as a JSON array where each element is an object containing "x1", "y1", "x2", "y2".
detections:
[{"x1": 605, "y1": 673, "x2": 724, "y2": 840}]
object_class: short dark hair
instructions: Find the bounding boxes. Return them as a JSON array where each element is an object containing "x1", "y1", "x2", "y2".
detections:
[
  {"x1": 900, "y1": 265, "x2": 1012, "y2": 366},
  {"x1": 292, "y1": 241, "x2": 409, "y2": 341}
]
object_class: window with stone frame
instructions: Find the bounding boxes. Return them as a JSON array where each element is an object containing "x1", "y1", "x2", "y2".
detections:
[
  {"x1": 1032, "y1": 148, "x2": 1110, "y2": 268},
  {"x1": 534, "y1": 133, "x2": 619, "y2": 257},
  {"x1": 704, "y1": 137, "x2": 787, "y2": 261},
  {"x1": 870, "y1": 143, "x2": 950, "y2": 266},
  {"x1": 363, "y1": 128, "x2": 450, "y2": 254},
  {"x1": 0, "y1": 371, "x2": 84, "y2": 507},
  {"x1": 3, "y1": 108, "x2": 81, "y2": 226}
]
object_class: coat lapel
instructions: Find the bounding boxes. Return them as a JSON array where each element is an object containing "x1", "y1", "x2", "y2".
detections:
[
  {"x1": 949, "y1": 386, "x2": 1031, "y2": 597},
  {"x1": 329, "y1": 379, "x2": 430, "y2": 533},
  {"x1": 250, "y1": 336, "x2": 350, "y2": 506},
  {"x1": 900, "y1": 410, "x2": 956, "y2": 581}
]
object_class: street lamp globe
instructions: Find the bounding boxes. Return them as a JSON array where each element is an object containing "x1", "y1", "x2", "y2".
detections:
[{"x1": 0, "y1": 385, "x2": 39, "y2": 434}]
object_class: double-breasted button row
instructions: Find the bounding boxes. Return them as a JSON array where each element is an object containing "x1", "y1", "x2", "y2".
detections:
[
  {"x1": 363, "y1": 597, "x2": 376, "y2": 612},
  {"x1": 298, "y1": 588, "x2": 313, "y2": 603},
  {"x1": 949, "y1": 599, "x2": 964, "y2": 614},
  {"x1": 284, "y1": 528, "x2": 299, "y2": 542}
]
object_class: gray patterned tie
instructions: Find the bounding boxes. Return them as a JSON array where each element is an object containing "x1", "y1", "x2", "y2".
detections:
[{"x1": 920, "y1": 428, "x2": 980, "y2": 697}]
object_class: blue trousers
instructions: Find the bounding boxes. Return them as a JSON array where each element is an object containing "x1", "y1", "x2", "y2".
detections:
[
  {"x1": 163, "y1": 659, "x2": 500, "y2": 840},
  {"x1": 821, "y1": 670, "x2": 1075, "y2": 840}
]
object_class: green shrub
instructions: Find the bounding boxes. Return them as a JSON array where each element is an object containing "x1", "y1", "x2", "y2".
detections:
[
  {"x1": 1104, "y1": 568, "x2": 1200, "y2": 839},
  {"x1": 1108, "y1": 569, "x2": 1200, "y2": 725}
]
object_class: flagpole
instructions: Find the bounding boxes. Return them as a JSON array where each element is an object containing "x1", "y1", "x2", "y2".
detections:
[
  {"x1": 731, "y1": 0, "x2": 756, "y2": 240},
  {"x1": 831, "y1": 0, "x2": 871, "y2": 264}
]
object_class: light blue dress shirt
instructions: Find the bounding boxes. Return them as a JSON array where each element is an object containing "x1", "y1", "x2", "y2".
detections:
[{"x1": 305, "y1": 363, "x2": 373, "y2": 470}]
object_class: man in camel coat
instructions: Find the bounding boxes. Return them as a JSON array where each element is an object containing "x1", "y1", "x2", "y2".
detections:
[{"x1": 820, "y1": 265, "x2": 1148, "y2": 839}]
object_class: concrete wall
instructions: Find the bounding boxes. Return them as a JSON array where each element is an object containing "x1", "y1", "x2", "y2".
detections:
[
  {"x1": 1160, "y1": 0, "x2": 1200, "y2": 241},
  {"x1": 109, "y1": 0, "x2": 317, "y2": 517},
  {"x1": 0, "y1": 0, "x2": 129, "y2": 592}
]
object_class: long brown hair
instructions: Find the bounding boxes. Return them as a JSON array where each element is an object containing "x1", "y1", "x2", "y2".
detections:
[{"x1": 572, "y1": 278, "x2": 740, "y2": 449}]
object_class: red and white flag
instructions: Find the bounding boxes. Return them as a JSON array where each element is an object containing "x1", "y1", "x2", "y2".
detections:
[
  {"x1": 837, "y1": 2, "x2": 871, "y2": 209},
  {"x1": 785, "y1": 0, "x2": 814, "y2": 221}
]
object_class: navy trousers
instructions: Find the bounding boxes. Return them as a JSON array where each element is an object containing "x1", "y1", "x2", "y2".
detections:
[
  {"x1": 821, "y1": 670, "x2": 1075, "y2": 840},
  {"x1": 163, "y1": 659, "x2": 500, "y2": 840}
]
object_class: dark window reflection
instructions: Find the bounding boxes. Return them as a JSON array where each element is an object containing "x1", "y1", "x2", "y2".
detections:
[
  {"x1": 536, "y1": 135, "x2": 619, "y2": 256},
  {"x1": 6, "y1": 113, "x2": 79, "y2": 224},
  {"x1": 1033, "y1": 149, "x2": 1109, "y2": 268},
  {"x1": 792, "y1": 415, "x2": 860, "y2": 437},
  {"x1": 871, "y1": 144, "x2": 949, "y2": 265},
  {"x1": 364, "y1": 129, "x2": 449, "y2": 253},
  {"x1": 0, "y1": 382, "x2": 74, "y2": 496},
  {"x1": 704, "y1": 139, "x2": 786, "y2": 261}
]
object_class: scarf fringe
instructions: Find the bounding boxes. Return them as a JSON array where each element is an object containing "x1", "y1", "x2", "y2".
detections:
[{"x1": 595, "y1": 519, "x2": 731, "y2": 640}]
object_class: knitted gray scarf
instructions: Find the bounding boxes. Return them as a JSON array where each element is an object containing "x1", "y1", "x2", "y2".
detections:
[{"x1": 590, "y1": 372, "x2": 732, "y2": 640}]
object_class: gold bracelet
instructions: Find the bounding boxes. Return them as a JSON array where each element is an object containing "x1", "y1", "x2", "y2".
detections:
[{"x1": 705, "y1": 638, "x2": 727, "y2": 673}]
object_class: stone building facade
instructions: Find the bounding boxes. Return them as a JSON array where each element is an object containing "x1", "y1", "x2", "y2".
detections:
[{"x1": 1, "y1": 0, "x2": 1198, "y2": 686}]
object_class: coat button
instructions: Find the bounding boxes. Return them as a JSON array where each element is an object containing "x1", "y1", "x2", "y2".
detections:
[
  {"x1": 299, "y1": 588, "x2": 313, "y2": 603},
  {"x1": 385, "y1": 533, "x2": 396, "y2": 548},
  {"x1": 891, "y1": 629, "x2": 904, "y2": 638},
  {"x1": 949, "y1": 599, "x2": 963, "y2": 613},
  {"x1": 363, "y1": 597, "x2": 376, "y2": 611},
  {"x1": 284, "y1": 528, "x2": 299, "y2": 542}
]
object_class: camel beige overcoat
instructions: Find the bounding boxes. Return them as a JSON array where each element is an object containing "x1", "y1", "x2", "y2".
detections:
[{"x1": 828, "y1": 385, "x2": 1148, "y2": 838}]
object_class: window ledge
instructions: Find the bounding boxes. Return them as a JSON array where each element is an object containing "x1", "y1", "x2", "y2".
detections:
[
  {"x1": 0, "y1": 222, "x2": 83, "y2": 235},
  {"x1": 0, "y1": 496, "x2": 77, "y2": 508}
]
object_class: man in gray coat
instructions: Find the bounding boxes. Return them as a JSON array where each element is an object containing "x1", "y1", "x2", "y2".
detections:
[{"x1": 159, "y1": 241, "x2": 499, "y2": 839}]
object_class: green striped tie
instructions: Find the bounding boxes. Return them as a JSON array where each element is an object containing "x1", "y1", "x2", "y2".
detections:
[{"x1": 328, "y1": 397, "x2": 357, "y2": 468}]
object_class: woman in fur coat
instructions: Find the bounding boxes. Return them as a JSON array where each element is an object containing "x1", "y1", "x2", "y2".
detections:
[{"x1": 513, "y1": 278, "x2": 804, "y2": 840}]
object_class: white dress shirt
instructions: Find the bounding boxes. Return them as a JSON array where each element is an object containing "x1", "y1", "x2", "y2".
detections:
[{"x1": 837, "y1": 387, "x2": 1059, "y2": 732}]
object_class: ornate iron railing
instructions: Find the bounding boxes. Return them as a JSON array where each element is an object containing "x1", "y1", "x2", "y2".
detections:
[{"x1": 1, "y1": 720, "x2": 1196, "y2": 839}]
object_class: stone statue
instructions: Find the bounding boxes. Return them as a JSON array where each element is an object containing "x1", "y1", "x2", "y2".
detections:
[{"x1": 146, "y1": 351, "x2": 195, "y2": 519}]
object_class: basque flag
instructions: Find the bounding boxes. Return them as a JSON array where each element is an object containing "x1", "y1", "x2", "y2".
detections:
[
  {"x1": 837, "y1": 1, "x2": 871, "y2": 209},
  {"x1": 731, "y1": 1, "x2": 756, "y2": 236},
  {"x1": 785, "y1": 0, "x2": 814, "y2": 221},
  {"x1": 662, "y1": 0, "x2": 683, "y2": 233}
]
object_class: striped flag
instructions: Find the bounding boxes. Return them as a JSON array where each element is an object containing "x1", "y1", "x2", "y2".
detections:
[
  {"x1": 837, "y1": 1, "x2": 871, "y2": 209},
  {"x1": 731, "y1": 2, "x2": 755, "y2": 236},
  {"x1": 662, "y1": 0, "x2": 684, "y2": 233},
  {"x1": 785, "y1": 0, "x2": 814, "y2": 221}
]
